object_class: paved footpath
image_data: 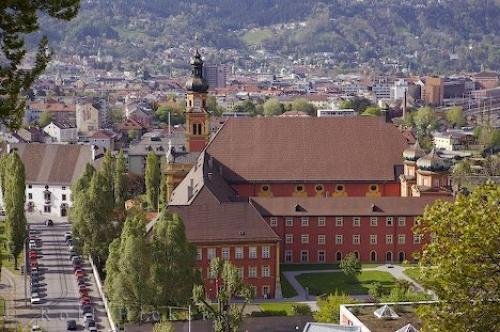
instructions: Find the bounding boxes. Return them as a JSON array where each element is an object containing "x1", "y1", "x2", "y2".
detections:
[{"x1": 281, "y1": 264, "x2": 434, "y2": 305}]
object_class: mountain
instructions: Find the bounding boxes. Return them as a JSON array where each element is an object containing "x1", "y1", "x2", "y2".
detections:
[{"x1": 39, "y1": 0, "x2": 500, "y2": 74}]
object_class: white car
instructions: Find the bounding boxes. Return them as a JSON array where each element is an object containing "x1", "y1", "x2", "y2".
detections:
[
  {"x1": 30, "y1": 296, "x2": 41, "y2": 304},
  {"x1": 31, "y1": 325, "x2": 42, "y2": 331}
]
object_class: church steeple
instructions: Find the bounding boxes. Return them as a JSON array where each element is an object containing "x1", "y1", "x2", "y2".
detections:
[{"x1": 184, "y1": 49, "x2": 210, "y2": 152}]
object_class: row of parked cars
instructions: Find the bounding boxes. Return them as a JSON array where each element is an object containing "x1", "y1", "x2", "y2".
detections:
[
  {"x1": 65, "y1": 232, "x2": 98, "y2": 332},
  {"x1": 29, "y1": 228, "x2": 44, "y2": 306}
]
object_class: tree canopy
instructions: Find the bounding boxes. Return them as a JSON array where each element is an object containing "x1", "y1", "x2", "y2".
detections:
[
  {"x1": 339, "y1": 252, "x2": 361, "y2": 277},
  {"x1": 0, "y1": 1, "x2": 80, "y2": 129},
  {"x1": 446, "y1": 107, "x2": 466, "y2": 128},
  {"x1": 193, "y1": 257, "x2": 253, "y2": 332},
  {"x1": 263, "y1": 98, "x2": 284, "y2": 117},
  {"x1": 314, "y1": 292, "x2": 356, "y2": 323},
  {"x1": 145, "y1": 152, "x2": 161, "y2": 211},
  {"x1": 415, "y1": 183, "x2": 500, "y2": 331}
]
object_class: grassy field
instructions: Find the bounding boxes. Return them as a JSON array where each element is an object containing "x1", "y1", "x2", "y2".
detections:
[
  {"x1": 296, "y1": 271, "x2": 395, "y2": 296},
  {"x1": 404, "y1": 267, "x2": 425, "y2": 284},
  {"x1": 241, "y1": 28, "x2": 273, "y2": 46},
  {"x1": 258, "y1": 302, "x2": 299, "y2": 316},
  {"x1": 280, "y1": 273, "x2": 298, "y2": 298},
  {"x1": 281, "y1": 263, "x2": 381, "y2": 272}
]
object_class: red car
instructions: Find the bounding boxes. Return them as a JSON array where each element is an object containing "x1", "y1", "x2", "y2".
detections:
[
  {"x1": 79, "y1": 289, "x2": 89, "y2": 297},
  {"x1": 75, "y1": 270, "x2": 85, "y2": 278},
  {"x1": 80, "y1": 296, "x2": 91, "y2": 305}
]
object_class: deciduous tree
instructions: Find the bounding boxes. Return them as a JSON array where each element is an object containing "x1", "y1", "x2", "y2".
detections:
[
  {"x1": 105, "y1": 213, "x2": 152, "y2": 322},
  {"x1": 262, "y1": 98, "x2": 283, "y2": 117},
  {"x1": 339, "y1": 252, "x2": 361, "y2": 277},
  {"x1": 2, "y1": 152, "x2": 27, "y2": 269},
  {"x1": 37, "y1": 111, "x2": 52, "y2": 127},
  {"x1": 0, "y1": 1, "x2": 80, "y2": 129},
  {"x1": 114, "y1": 150, "x2": 127, "y2": 208},
  {"x1": 361, "y1": 106, "x2": 381, "y2": 117},
  {"x1": 291, "y1": 98, "x2": 316, "y2": 116},
  {"x1": 151, "y1": 211, "x2": 197, "y2": 307},
  {"x1": 193, "y1": 257, "x2": 253, "y2": 332},
  {"x1": 414, "y1": 183, "x2": 500, "y2": 331},
  {"x1": 446, "y1": 107, "x2": 466, "y2": 128},
  {"x1": 314, "y1": 292, "x2": 356, "y2": 323}
]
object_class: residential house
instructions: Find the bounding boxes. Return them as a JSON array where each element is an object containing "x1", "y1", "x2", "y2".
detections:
[{"x1": 43, "y1": 120, "x2": 78, "y2": 143}]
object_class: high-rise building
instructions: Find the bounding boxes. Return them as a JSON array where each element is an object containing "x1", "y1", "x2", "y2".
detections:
[{"x1": 203, "y1": 64, "x2": 227, "y2": 89}]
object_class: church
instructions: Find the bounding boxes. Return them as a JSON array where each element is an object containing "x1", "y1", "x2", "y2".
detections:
[{"x1": 155, "y1": 51, "x2": 453, "y2": 299}]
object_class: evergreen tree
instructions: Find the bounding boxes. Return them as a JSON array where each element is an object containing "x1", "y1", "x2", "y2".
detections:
[
  {"x1": 151, "y1": 211, "x2": 197, "y2": 307},
  {"x1": 3, "y1": 152, "x2": 27, "y2": 269},
  {"x1": 114, "y1": 150, "x2": 127, "y2": 208},
  {"x1": 71, "y1": 163, "x2": 95, "y2": 202},
  {"x1": 193, "y1": 258, "x2": 253, "y2": 332},
  {"x1": 158, "y1": 174, "x2": 167, "y2": 207},
  {"x1": 145, "y1": 152, "x2": 160, "y2": 210},
  {"x1": 0, "y1": 1, "x2": 79, "y2": 129}
]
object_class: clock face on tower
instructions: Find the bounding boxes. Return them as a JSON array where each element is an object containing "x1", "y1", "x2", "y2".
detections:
[{"x1": 194, "y1": 98, "x2": 201, "y2": 108}]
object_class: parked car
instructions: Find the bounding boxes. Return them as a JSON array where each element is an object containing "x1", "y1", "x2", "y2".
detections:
[
  {"x1": 66, "y1": 319, "x2": 77, "y2": 331},
  {"x1": 45, "y1": 219, "x2": 53, "y2": 226},
  {"x1": 81, "y1": 304, "x2": 93, "y2": 314},
  {"x1": 85, "y1": 319, "x2": 96, "y2": 329},
  {"x1": 30, "y1": 296, "x2": 41, "y2": 304},
  {"x1": 64, "y1": 232, "x2": 72, "y2": 241}
]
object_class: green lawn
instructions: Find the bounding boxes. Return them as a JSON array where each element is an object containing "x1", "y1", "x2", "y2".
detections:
[
  {"x1": 259, "y1": 302, "x2": 295, "y2": 316},
  {"x1": 296, "y1": 271, "x2": 395, "y2": 296},
  {"x1": 404, "y1": 267, "x2": 425, "y2": 285},
  {"x1": 281, "y1": 263, "x2": 381, "y2": 272},
  {"x1": 280, "y1": 273, "x2": 298, "y2": 298}
]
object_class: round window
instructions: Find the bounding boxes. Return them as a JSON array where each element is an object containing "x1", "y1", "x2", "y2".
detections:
[
  {"x1": 370, "y1": 184, "x2": 378, "y2": 191},
  {"x1": 336, "y1": 185, "x2": 344, "y2": 192},
  {"x1": 262, "y1": 185, "x2": 269, "y2": 192},
  {"x1": 296, "y1": 185, "x2": 304, "y2": 192},
  {"x1": 315, "y1": 184, "x2": 324, "y2": 192}
]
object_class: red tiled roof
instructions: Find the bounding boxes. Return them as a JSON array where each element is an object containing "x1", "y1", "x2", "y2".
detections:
[
  {"x1": 251, "y1": 196, "x2": 451, "y2": 217},
  {"x1": 169, "y1": 188, "x2": 279, "y2": 244},
  {"x1": 206, "y1": 117, "x2": 407, "y2": 182}
]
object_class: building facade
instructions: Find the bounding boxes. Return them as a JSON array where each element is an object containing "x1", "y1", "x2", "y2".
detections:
[
  {"x1": 0, "y1": 144, "x2": 98, "y2": 217},
  {"x1": 43, "y1": 121, "x2": 78, "y2": 143}
]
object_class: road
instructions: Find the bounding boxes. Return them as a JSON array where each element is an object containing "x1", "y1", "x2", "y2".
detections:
[{"x1": 11, "y1": 214, "x2": 111, "y2": 331}]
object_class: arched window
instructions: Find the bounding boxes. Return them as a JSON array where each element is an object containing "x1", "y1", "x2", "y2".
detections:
[
  {"x1": 192, "y1": 123, "x2": 197, "y2": 135},
  {"x1": 336, "y1": 251, "x2": 342, "y2": 262},
  {"x1": 370, "y1": 251, "x2": 377, "y2": 262},
  {"x1": 197, "y1": 123, "x2": 202, "y2": 135},
  {"x1": 398, "y1": 251, "x2": 405, "y2": 262},
  {"x1": 386, "y1": 251, "x2": 393, "y2": 262}
]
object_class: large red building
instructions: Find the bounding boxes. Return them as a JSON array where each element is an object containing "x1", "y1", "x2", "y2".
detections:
[{"x1": 155, "y1": 52, "x2": 453, "y2": 299}]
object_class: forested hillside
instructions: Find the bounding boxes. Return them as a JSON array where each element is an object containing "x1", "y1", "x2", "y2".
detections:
[{"x1": 39, "y1": 0, "x2": 500, "y2": 73}]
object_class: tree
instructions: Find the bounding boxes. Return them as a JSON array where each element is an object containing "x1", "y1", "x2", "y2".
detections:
[
  {"x1": 71, "y1": 171, "x2": 116, "y2": 267},
  {"x1": 314, "y1": 292, "x2": 356, "y2": 323},
  {"x1": 262, "y1": 98, "x2": 284, "y2": 117},
  {"x1": 206, "y1": 96, "x2": 224, "y2": 116},
  {"x1": 0, "y1": 1, "x2": 79, "y2": 129},
  {"x1": 193, "y1": 257, "x2": 254, "y2": 332},
  {"x1": 101, "y1": 150, "x2": 115, "y2": 198},
  {"x1": 361, "y1": 106, "x2": 381, "y2": 117},
  {"x1": 2, "y1": 152, "x2": 27, "y2": 269},
  {"x1": 145, "y1": 152, "x2": 161, "y2": 210},
  {"x1": 151, "y1": 211, "x2": 197, "y2": 307},
  {"x1": 37, "y1": 111, "x2": 52, "y2": 127},
  {"x1": 368, "y1": 282, "x2": 385, "y2": 301},
  {"x1": 339, "y1": 252, "x2": 361, "y2": 277},
  {"x1": 446, "y1": 107, "x2": 466, "y2": 128},
  {"x1": 414, "y1": 183, "x2": 500, "y2": 331},
  {"x1": 233, "y1": 99, "x2": 256, "y2": 115},
  {"x1": 291, "y1": 98, "x2": 316, "y2": 116},
  {"x1": 105, "y1": 213, "x2": 151, "y2": 322},
  {"x1": 413, "y1": 106, "x2": 438, "y2": 139},
  {"x1": 339, "y1": 97, "x2": 373, "y2": 113},
  {"x1": 114, "y1": 150, "x2": 127, "y2": 209}
]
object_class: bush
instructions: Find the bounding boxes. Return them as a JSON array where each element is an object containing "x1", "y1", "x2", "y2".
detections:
[
  {"x1": 250, "y1": 310, "x2": 287, "y2": 317},
  {"x1": 291, "y1": 304, "x2": 312, "y2": 316},
  {"x1": 368, "y1": 282, "x2": 386, "y2": 301}
]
